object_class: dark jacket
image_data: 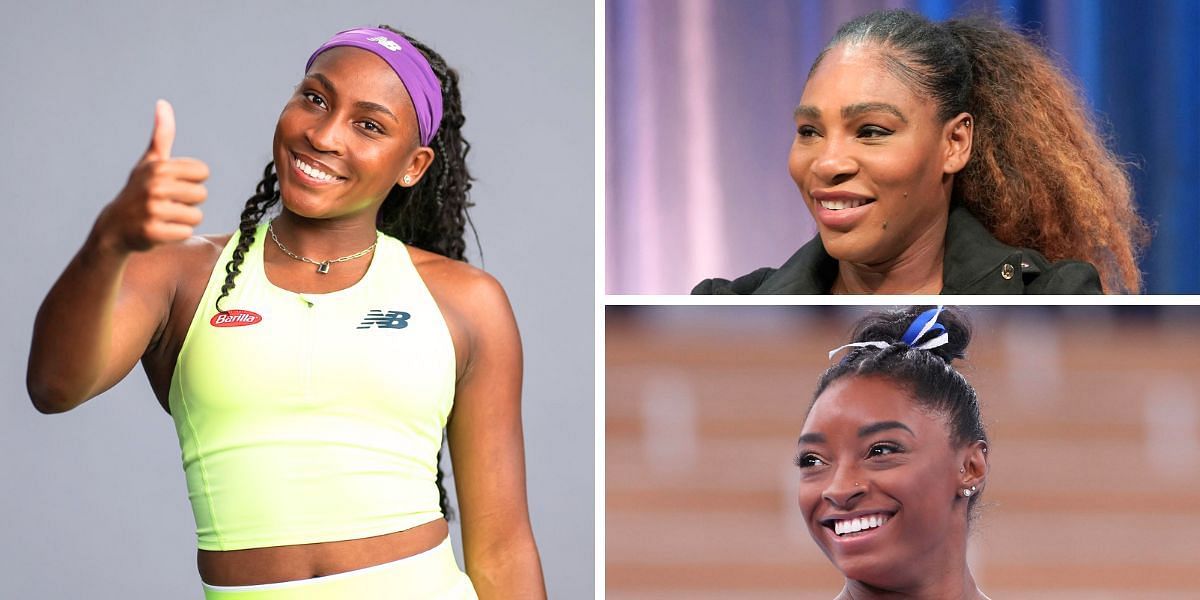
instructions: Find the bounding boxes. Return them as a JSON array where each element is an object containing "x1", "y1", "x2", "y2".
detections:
[{"x1": 692, "y1": 205, "x2": 1103, "y2": 294}]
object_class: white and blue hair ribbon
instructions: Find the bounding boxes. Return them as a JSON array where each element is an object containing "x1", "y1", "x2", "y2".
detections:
[{"x1": 827, "y1": 305, "x2": 950, "y2": 360}]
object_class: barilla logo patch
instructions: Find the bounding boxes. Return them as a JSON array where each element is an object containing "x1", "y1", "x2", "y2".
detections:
[
  {"x1": 210, "y1": 310, "x2": 263, "y2": 328},
  {"x1": 367, "y1": 36, "x2": 402, "y2": 52}
]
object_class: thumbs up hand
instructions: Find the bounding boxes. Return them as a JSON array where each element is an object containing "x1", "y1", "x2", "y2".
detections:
[{"x1": 94, "y1": 100, "x2": 210, "y2": 254}]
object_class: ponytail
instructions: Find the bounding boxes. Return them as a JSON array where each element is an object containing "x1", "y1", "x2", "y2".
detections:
[{"x1": 943, "y1": 17, "x2": 1147, "y2": 293}]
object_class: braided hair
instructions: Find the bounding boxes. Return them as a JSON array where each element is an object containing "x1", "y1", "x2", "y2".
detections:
[
  {"x1": 813, "y1": 306, "x2": 987, "y2": 511},
  {"x1": 213, "y1": 26, "x2": 475, "y2": 520}
]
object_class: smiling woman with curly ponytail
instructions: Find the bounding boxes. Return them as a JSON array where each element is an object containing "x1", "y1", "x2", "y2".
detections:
[
  {"x1": 695, "y1": 9, "x2": 1149, "y2": 295},
  {"x1": 29, "y1": 24, "x2": 544, "y2": 600}
]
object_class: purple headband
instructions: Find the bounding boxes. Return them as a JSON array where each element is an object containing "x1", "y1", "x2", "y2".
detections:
[{"x1": 305, "y1": 27, "x2": 443, "y2": 146}]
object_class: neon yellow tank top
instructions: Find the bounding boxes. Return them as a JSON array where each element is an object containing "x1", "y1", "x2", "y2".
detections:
[{"x1": 169, "y1": 223, "x2": 455, "y2": 551}]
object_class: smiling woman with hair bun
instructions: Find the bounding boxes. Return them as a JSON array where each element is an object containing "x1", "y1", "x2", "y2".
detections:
[
  {"x1": 796, "y1": 306, "x2": 991, "y2": 599},
  {"x1": 694, "y1": 9, "x2": 1148, "y2": 295},
  {"x1": 28, "y1": 25, "x2": 544, "y2": 599}
]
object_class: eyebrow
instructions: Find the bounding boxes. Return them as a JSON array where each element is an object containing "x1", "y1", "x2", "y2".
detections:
[
  {"x1": 793, "y1": 102, "x2": 908, "y2": 124},
  {"x1": 306, "y1": 72, "x2": 400, "y2": 124},
  {"x1": 797, "y1": 432, "x2": 826, "y2": 445},
  {"x1": 858, "y1": 420, "x2": 915, "y2": 437},
  {"x1": 797, "y1": 420, "x2": 915, "y2": 445}
]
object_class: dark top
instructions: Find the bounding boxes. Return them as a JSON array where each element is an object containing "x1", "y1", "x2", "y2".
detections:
[{"x1": 692, "y1": 205, "x2": 1103, "y2": 294}]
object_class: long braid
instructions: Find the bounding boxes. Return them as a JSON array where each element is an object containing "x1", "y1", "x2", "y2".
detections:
[{"x1": 214, "y1": 162, "x2": 279, "y2": 313}]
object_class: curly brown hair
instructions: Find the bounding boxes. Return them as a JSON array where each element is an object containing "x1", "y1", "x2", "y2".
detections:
[{"x1": 813, "y1": 10, "x2": 1149, "y2": 292}]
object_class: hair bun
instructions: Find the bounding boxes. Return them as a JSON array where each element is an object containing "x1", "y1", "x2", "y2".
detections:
[{"x1": 850, "y1": 306, "x2": 971, "y2": 364}]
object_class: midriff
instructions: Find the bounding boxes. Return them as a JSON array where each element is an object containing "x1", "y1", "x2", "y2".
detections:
[{"x1": 198, "y1": 519, "x2": 449, "y2": 586}]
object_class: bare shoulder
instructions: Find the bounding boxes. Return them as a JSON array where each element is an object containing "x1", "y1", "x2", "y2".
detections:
[
  {"x1": 182, "y1": 232, "x2": 233, "y2": 263},
  {"x1": 407, "y1": 245, "x2": 520, "y2": 381},
  {"x1": 408, "y1": 245, "x2": 512, "y2": 314},
  {"x1": 119, "y1": 232, "x2": 232, "y2": 288},
  {"x1": 170, "y1": 233, "x2": 235, "y2": 297}
]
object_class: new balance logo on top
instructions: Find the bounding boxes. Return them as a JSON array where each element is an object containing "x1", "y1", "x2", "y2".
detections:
[
  {"x1": 367, "y1": 36, "x2": 402, "y2": 52},
  {"x1": 357, "y1": 309, "x2": 411, "y2": 330}
]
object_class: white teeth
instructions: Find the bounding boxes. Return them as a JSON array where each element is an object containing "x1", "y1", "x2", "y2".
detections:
[
  {"x1": 295, "y1": 158, "x2": 339, "y2": 182},
  {"x1": 819, "y1": 198, "x2": 870, "y2": 210},
  {"x1": 833, "y1": 513, "x2": 889, "y2": 536}
]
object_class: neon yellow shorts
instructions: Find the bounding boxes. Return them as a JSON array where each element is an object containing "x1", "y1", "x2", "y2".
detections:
[{"x1": 201, "y1": 537, "x2": 477, "y2": 599}]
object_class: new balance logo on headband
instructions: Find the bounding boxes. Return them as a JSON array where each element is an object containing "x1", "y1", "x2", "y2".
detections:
[
  {"x1": 357, "y1": 309, "x2": 411, "y2": 330},
  {"x1": 367, "y1": 36, "x2": 402, "y2": 52}
]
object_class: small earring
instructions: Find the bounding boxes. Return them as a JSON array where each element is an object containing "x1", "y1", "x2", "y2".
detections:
[
  {"x1": 854, "y1": 482, "x2": 860, "y2": 487},
  {"x1": 959, "y1": 468, "x2": 965, "y2": 473},
  {"x1": 961, "y1": 485, "x2": 977, "y2": 498},
  {"x1": 402, "y1": 174, "x2": 413, "y2": 185}
]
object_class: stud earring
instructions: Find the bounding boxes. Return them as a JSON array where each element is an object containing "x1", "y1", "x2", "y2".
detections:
[
  {"x1": 402, "y1": 174, "x2": 413, "y2": 185},
  {"x1": 959, "y1": 468, "x2": 965, "y2": 473},
  {"x1": 961, "y1": 485, "x2": 977, "y2": 498}
]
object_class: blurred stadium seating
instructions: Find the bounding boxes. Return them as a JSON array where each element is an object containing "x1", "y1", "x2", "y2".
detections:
[{"x1": 606, "y1": 305, "x2": 1200, "y2": 599}]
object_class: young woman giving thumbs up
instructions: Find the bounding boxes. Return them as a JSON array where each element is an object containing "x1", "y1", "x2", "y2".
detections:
[{"x1": 27, "y1": 26, "x2": 543, "y2": 600}]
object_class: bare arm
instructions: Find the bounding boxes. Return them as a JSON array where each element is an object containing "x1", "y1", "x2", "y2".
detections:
[
  {"x1": 445, "y1": 272, "x2": 546, "y2": 599},
  {"x1": 27, "y1": 100, "x2": 208, "y2": 413}
]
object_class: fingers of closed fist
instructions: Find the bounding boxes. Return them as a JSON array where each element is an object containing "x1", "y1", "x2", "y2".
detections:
[
  {"x1": 147, "y1": 199, "x2": 204, "y2": 227},
  {"x1": 143, "y1": 157, "x2": 210, "y2": 183},
  {"x1": 142, "y1": 220, "x2": 193, "y2": 243},
  {"x1": 146, "y1": 179, "x2": 207, "y2": 205}
]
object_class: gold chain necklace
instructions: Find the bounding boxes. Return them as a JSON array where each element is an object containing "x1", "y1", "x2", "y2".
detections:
[{"x1": 268, "y1": 222, "x2": 378, "y2": 274}]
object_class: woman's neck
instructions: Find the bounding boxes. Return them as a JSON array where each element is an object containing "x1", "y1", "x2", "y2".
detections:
[
  {"x1": 831, "y1": 222, "x2": 947, "y2": 294},
  {"x1": 269, "y1": 208, "x2": 380, "y2": 259},
  {"x1": 836, "y1": 570, "x2": 988, "y2": 600}
]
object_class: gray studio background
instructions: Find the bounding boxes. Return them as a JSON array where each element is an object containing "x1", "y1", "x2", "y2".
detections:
[{"x1": 0, "y1": 1, "x2": 593, "y2": 598}]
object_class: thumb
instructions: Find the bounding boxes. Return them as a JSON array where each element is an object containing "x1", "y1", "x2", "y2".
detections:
[{"x1": 144, "y1": 99, "x2": 175, "y2": 162}]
